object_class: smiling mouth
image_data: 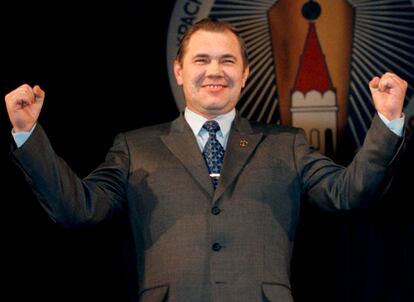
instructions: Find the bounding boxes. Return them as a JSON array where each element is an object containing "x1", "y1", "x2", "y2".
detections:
[{"x1": 202, "y1": 84, "x2": 228, "y2": 90}]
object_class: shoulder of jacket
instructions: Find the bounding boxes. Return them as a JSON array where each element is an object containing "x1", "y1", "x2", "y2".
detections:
[
  {"x1": 120, "y1": 121, "x2": 173, "y2": 139},
  {"x1": 249, "y1": 120, "x2": 302, "y2": 136}
]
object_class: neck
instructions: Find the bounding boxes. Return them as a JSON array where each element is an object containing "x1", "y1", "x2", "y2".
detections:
[{"x1": 186, "y1": 107, "x2": 234, "y2": 120}]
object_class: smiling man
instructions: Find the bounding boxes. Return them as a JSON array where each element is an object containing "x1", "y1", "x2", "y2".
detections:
[
  {"x1": 4, "y1": 18, "x2": 407, "y2": 302},
  {"x1": 174, "y1": 21, "x2": 249, "y2": 119}
]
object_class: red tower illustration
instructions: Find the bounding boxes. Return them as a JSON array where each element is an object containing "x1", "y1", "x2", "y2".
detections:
[
  {"x1": 269, "y1": 0, "x2": 354, "y2": 156},
  {"x1": 291, "y1": 22, "x2": 337, "y2": 155}
]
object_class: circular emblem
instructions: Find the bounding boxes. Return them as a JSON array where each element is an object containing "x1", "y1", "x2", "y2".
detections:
[{"x1": 167, "y1": 0, "x2": 414, "y2": 150}]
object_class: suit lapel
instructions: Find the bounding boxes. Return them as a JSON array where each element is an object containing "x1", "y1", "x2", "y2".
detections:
[
  {"x1": 213, "y1": 114, "x2": 263, "y2": 203},
  {"x1": 161, "y1": 113, "x2": 263, "y2": 203},
  {"x1": 161, "y1": 115, "x2": 214, "y2": 198}
]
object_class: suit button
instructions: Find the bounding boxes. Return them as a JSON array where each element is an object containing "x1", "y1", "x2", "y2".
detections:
[
  {"x1": 211, "y1": 206, "x2": 221, "y2": 215},
  {"x1": 212, "y1": 242, "x2": 222, "y2": 251}
]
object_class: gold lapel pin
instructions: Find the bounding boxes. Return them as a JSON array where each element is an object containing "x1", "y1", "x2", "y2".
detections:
[{"x1": 240, "y1": 138, "x2": 248, "y2": 147}]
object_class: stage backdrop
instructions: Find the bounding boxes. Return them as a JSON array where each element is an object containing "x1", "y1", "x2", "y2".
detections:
[{"x1": 167, "y1": 0, "x2": 414, "y2": 159}]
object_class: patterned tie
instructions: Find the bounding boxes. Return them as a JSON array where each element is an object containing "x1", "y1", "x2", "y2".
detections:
[{"x1": 202, "y1": 120, "x2": 225, "y2": 189}]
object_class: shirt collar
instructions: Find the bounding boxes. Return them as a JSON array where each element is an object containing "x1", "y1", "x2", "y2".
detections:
[{"x1": 184, "y1": 107, "x2": 236, "y2": 138}]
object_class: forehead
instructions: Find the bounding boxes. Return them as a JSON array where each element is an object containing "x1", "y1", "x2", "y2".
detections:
[{"x1": 185, "y1": 29, "x2": 242, "y2": 58}]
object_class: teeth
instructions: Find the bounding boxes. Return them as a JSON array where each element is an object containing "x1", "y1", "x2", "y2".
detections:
[{"x1": 207, "y1": 85, "x2": 223, "y2": 88}]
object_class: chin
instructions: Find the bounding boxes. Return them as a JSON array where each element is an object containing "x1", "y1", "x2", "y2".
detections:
[{"x1": 204, "y1": 104, "x2": 227, "y2": 113}]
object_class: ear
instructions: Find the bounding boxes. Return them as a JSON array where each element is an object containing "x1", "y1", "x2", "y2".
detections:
[
  {"x1": 174, "y1": 60, "x2": 184, "y2": 86},
  {"x1": 241, "y1": 66, "x2": 249, "y2": 88}
]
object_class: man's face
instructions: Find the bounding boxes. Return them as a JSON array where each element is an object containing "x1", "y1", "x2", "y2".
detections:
[{"x1": 174, "y1": 29, "x2": 249, "y2": 119}]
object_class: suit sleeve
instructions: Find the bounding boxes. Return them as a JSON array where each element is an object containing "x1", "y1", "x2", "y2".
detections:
[
  {"x1": 11, "y1": 124, "x2": 130, "y2": 227},
  {"x1": 295, "y1": 114, "x2": 405, "y2": 211}
]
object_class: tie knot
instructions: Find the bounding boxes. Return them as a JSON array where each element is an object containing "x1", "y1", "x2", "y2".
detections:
[{"x1": 203, "y1": 120, "x2": 220, "y2": 134}]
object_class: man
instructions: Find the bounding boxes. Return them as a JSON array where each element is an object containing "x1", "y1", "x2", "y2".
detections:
[{"x1": 4, "y1": 18, "x2": 407, "y2": 302}]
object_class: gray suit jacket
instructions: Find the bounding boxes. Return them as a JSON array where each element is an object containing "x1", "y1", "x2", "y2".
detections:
[{"x1": 12, "y1": 112, "x2": 403, "y2": 302}]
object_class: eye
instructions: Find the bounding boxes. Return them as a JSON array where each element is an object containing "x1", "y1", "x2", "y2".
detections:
[
  {"x1": 194, "y1": 58, "x2": 209, "y2": 64},
  {"x1": 222, "y1": 58, "x2": 235, "y2": 64}
]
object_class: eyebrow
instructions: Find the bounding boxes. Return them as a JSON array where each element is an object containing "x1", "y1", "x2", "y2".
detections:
[
  {"x1": 192, "y1": 54, "x2": 209, "y2": 60},
  {"x1": 192, "y1": 53, "x2": 238, "y2": 61}
]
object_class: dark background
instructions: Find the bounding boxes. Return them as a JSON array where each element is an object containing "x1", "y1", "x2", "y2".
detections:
[{"x1": 1, "y1": 1, "x2": 413, "y2": 301}]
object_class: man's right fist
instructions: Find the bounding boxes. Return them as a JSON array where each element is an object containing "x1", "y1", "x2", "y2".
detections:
[{"x1": 5, "y1": 84, "x2": 45, "y2": 132}]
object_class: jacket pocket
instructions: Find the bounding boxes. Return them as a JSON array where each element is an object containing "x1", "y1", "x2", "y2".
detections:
[
  {"x1": 139, "y1": 285, "x2": 169, "y2": 302},
  {"x1": 262, "y1": 283, "x2": 293, "y2": 302}
]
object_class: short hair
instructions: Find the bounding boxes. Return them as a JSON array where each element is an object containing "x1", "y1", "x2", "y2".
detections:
[{"x1": 175, "y1": 18, "x2": 249, "y2": 68}]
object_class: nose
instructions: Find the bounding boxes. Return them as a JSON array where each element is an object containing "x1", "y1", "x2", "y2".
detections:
[{"x1": 205, "y1": 60, "x2": 224, "y2": 77}]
